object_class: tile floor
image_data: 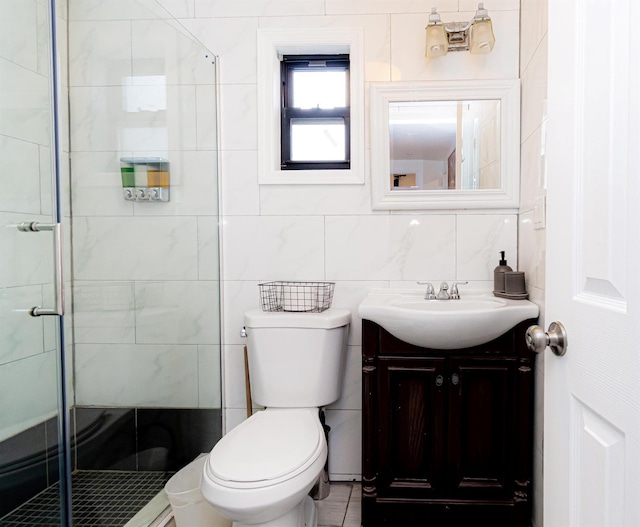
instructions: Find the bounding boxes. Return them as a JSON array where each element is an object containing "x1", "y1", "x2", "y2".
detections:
[
  {"x1": 0, "y1": 471, "x2": 173, "y2": 527},
  {"x1": 161, "y1": 482, "x2": 361, "y2": 527},
  {"x1": 317, "y1": 482, "x2": 361, "y2": 527}
]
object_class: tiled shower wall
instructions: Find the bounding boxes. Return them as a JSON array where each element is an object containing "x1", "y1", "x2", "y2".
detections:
[
  {"x1": 67, "y1": 1, "x2": 221, "y2": 410},
  {"x1": 154, "y1": 0, "x2": 521, "y2": 480},
  {"x1": 519, "y1": 0, "x2": 548, "y2": 524}
]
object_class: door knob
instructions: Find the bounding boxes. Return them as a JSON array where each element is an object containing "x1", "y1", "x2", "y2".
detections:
[{"x1": 525, "y1": 322, "x2": 567, "y2": 356}]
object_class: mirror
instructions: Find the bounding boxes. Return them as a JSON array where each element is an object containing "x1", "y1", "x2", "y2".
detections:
[{"x1": 370, "y1": 79, "x2": 520, "y2": 210}]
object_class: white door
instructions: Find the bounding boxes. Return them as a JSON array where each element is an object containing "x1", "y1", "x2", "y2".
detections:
[{"x1": 543, "y1": 0, "x2": 640, "y2": 526}]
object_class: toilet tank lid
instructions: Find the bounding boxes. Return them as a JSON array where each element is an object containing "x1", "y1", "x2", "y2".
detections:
[{"x1": 244, "y1": 308, "x2": 350, "y2": 329}]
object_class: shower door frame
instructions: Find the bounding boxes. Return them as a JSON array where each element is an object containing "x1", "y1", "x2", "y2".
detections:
[{"x1": 0, "y1": 0, "x2": 72, "y2": 523}]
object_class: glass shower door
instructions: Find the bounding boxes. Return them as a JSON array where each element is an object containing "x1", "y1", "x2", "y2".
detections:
[{"x1": 0, "y1": 0, "x2": 71, "y2": 524}]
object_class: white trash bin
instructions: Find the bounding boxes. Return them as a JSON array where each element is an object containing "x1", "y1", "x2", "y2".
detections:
[{"x1": 165, "y1": 456, "x2": 231, "y2": 527}]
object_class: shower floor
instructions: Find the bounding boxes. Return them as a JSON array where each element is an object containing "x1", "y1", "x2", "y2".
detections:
[{"x1": 0, "y1": 470, "x2": 173, "y2": 527}]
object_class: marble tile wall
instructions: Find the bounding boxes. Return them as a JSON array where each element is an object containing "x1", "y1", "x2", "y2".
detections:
[
  {"x1": 66, "y1": 0, "x2": 522, "y2": 482},
  {"x1": 519, "y1": 0, "x2": 548, "y2": 525},
  {"x1": 0, "y1": 0, "x2": 62, "y2": 442},
  {"x1": 158, "y1": 0, "x2": 520, "y2": 480},
  {"x1": 67, "y1": 0, "x2": 221, "y2": 411}
]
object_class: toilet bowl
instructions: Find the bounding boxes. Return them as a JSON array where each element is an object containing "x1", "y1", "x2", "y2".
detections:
[
  {"x1": 200, "y1": 308, "x2": 350, "y2": 527},
  {"x1": 201, "y1": 408, "x2": 326, "y2": 526}
]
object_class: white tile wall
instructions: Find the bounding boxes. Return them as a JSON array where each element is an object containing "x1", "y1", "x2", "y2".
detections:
[
  {"x1": 73, "y1": 216, "x2": 199, "y2": 281},
  {"x1": 456, "y1": 215, "x2": 518, "y2": 280},
  {"x1": 521, "y1": 36, "x2": 548, "y2": 145},
  {"x1": 135, "y1": 280, "x2": 220, "y2": 344},
  {"x1": 158, "y1": 0, "x2": 195, "y2": 18},
  {"x1": 0, "y1": 59, "x2": 50, "y2": 146},
  {"x1": 221, "y1": 151, "x2": 260, "y2": 216},
  {"x1": 68, "y1": 5, "x2": 221, "y2": 411},
  {"x1": 197, "y1": 216, "x2": 221, "y2": 280},
  {"x1": 325, "y1": 215, "x2": 457, "y2": 281},
  {"x1": 69, "y1": 0, "x2": 158, "y2": 21},
  {"x1": 519, "y1": 0, "x2": 548, "y2": 523},
  {"x1": 69, "y1": 21, "x2": 133, "y2": 86},
  {"x1": 75, "y1": 343, "x2": 199, "y2": 406},
  {"x1": 259, "y1": 178, "x2": 375, "y2": 216},
  {"x1": 0, "y1": 136, "x2": 42, "y2": 215},
  {"x1": 73, "y1": 281, "x2": 137, "y2": 344},
  {"x1": 198, "y1": 344, "x2": 222, "y2": 407},
  {"x1": 0, "y1": 351, "x2": 58, "y2": 442},
  {"x1": 179, "y1": 18, "x2": 260, "y2": 85},
  {"x1": 70, "y1": 85, "x2": 200, "y2": 152},
  {"x1": 132, "y1": 20, "x2": 216, "y2": 85},
  {"x1": 195, "y1": 0, "x2": 522, "y2": 479},
  {"x1": 325, "y1": 0, "x2": 457, "y2": 15},
  {"x1": 326, "y1": 409, "x2": 362, "y2": 480},
  {"x1": 194, "y1": 0, "x2": 324, "y2": 18},
  {"x1": 2, "y1": 2, "x2": 38, "y2": 71},
  {"x1": 520, "y1": 0, "x2": 548, "y2": 73},
  {"x1": 63, "y1": 0, "x2": 525, "y2": 483},
  {"x1": 218, "y1": 84, "x2": 258, "y2": 151},
  {"x1": 0, "y1": 213, "x2": 54, "y2": 288},
  {"x1": 222, "y1": 216, "x2": 325, "y2": 281},
  {"x1": 0, "y1": 285, "x2": 47, "y2": 365}
]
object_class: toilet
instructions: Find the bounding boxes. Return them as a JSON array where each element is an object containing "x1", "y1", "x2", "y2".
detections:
[{"x1": 201, "y1": 308, "x2": 351, "y2": 527}]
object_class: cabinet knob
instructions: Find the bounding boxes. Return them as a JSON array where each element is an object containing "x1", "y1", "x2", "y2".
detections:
[
  {"x1": 451, "y1": 373, "x2": 460, "y2": 386},
  {"x1": 435, "y1": 374, "x2": 444, "y2": 387}
]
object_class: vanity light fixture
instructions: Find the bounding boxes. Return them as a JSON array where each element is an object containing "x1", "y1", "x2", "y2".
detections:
[{"x1": 425, "y1": 3, "x2": 495, "y2": 59}]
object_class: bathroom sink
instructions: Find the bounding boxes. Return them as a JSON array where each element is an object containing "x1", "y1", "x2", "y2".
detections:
[{"x1": 358, "y1": 289, "x2": 539, "y2": 349}]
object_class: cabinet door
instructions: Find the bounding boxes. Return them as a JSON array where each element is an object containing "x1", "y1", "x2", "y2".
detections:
[
  {"x1": 447, "y1": 357, "x2": 515, "y2": 499},
  {"x1": 376, "y1": 356, "x2": 447, "y2": 498}
]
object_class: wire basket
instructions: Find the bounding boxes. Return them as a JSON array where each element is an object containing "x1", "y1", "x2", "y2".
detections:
[{"x1": 259, "y1": 281, "x2": 335, "y2": 313}]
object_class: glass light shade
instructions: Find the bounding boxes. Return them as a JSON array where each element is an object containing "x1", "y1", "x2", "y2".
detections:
[
  {"x1": 425, "y1": 24, "x2": 448, "y2": 58},
  {"x1": 469, "y1": 19, "x2": 495, "y2": 54}
]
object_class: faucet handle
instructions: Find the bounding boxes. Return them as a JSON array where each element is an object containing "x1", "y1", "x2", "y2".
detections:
[
  {"x1": 450, "y1": 281, "x2": 469, "y2": 299},
  {"x1": 417, "y1": 281, "x2": 436, "y2": 300}
]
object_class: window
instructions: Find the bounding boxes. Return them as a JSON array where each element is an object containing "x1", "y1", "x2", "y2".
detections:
[
  {"x1": 257, "y1": 28, "x2": 364, "y2": 185},
  {"x1": 280, "y1": 55, "x2": 350, "y2": 170}
]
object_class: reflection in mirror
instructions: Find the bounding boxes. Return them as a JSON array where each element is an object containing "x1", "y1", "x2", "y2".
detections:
[
  {"x1": 369, "y1": 79, "x2": 520, "y2": 210},
  {"x1": 389, "y1": 100, "x2": 500, "y2": 191}
]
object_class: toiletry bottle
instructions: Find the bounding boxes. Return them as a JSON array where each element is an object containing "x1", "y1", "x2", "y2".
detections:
[{"x1": 493, "y1": 251, "x2": 513, "y2": 294}]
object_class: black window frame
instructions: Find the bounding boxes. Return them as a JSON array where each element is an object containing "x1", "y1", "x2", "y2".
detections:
[{"x1": 280, "y1": 54, "x2": 351, "y2": 171}]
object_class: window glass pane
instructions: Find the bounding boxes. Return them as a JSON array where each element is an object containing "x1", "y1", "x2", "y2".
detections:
[
  {"x1": 290, "y1": 118, "x2": 346, "y2": 161},
  {"x1": 292, "y1": 70, "x2": 346, "y2": 109}
]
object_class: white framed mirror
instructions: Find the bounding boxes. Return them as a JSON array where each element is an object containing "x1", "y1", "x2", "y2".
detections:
[{"x1": 370, "y1": 79, "x2": 520, "y2": 210}]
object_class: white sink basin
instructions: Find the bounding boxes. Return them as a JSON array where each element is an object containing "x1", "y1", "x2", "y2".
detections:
[{"x1": 358, "y1": 289, "x2": 539, "y2": 349}]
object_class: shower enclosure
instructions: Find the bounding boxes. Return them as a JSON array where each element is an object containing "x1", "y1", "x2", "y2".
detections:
[{"x1": 0, "y1": 1, "x2": 222, "y2": 525}]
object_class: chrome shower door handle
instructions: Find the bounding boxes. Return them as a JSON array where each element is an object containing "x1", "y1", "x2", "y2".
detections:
[{"x1": 17, "y1": 222, "x2": 65, "y2": 316}]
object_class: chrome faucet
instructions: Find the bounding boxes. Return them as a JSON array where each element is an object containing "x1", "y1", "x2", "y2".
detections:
[
  {"x1": 417, "y1": 281, "x2": 436, "y2": 300},
  {"x1": 419, "y1": 281, "x2": 468, "y2": 300},
  {"x1": 436, "y1": 282, "x2": 450, "y2": 300}
]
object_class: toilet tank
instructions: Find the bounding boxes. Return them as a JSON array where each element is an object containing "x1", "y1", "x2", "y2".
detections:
[{"x1": 243, "y1": 308, "x2": 351, "y2": 408}]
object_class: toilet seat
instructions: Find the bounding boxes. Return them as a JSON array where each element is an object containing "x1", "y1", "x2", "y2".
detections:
[{"x1": 205, "y1": 408, "x2": 324, "y2": 490}]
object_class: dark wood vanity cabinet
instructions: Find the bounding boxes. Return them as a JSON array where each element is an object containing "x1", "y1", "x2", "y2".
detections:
[{"x1": 362, "y1": 318, "x2": 538, "y2": 527}]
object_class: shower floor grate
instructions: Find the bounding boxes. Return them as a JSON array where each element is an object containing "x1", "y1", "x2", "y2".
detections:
[{"x1": 0, "y1": 470, "x2": 173, "y2": 526}]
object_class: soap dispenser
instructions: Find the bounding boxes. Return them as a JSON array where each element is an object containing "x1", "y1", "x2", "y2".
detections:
[{"x1": 493, "y1": 251, "x2": 513, "y2": 294}]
